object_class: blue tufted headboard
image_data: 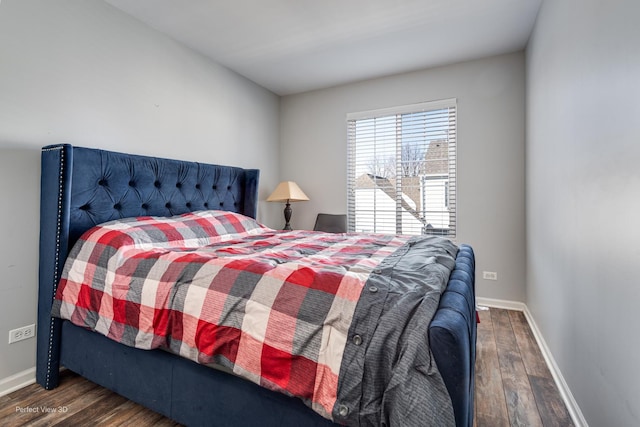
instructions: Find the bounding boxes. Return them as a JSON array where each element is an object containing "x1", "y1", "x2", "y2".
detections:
[{"x1": 36, "y1": 144, "x2": 259, "y2": 389}]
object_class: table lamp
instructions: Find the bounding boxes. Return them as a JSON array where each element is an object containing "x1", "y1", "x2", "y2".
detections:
[{"x1": 267, "y1": 181, "x2": 309, "y2": 230}]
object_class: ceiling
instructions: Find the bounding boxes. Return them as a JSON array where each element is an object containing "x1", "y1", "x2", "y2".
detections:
[{"x1": 105, "y1": 0, "x2": 542, "y2": 96}]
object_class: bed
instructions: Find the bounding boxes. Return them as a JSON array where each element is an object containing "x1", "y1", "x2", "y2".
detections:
[{"x1": 36, "y1": 144, "x2": 476, "y2": 427}]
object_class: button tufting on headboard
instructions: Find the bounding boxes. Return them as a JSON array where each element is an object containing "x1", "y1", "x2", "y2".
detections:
[{"x1": 63, "y1": 147, "x2": 258, "y2": 248}]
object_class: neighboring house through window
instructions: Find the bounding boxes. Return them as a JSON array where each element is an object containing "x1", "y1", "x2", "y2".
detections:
[{"x1": 347, "y1": 99, "x2": 457, "y2": 238}]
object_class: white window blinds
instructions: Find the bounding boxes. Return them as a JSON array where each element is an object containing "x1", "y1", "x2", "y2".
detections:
[{"x1": 347, "y1": 99, "x2": 457, "y2": 238}]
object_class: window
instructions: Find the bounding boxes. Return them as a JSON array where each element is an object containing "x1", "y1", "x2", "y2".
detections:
[{"x1": 347, "y1": 99, "x2": 456, "y2": 238}]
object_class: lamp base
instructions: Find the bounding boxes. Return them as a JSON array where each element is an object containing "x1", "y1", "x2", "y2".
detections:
[{"x1": 283, "y1": 202, "x2": 292, "y2": 230}]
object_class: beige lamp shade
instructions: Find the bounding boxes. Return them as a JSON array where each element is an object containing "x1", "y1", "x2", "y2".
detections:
[{"x1": 266, "y1": 181, "x2": 309, "y2": 202}]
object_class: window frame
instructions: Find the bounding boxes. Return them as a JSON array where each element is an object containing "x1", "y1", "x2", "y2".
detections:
[{"x1": 346, "y1": 98, "x2": 457, "y2": 238}]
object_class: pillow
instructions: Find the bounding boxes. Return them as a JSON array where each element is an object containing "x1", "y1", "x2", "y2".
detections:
[{"x1": 75, "y1": 210, "x2": 268, "y2": 251}]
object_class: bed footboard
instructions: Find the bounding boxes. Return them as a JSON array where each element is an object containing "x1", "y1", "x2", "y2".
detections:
[{"x1": 429, "y1": 244, "x2": 476, "y2": 427}]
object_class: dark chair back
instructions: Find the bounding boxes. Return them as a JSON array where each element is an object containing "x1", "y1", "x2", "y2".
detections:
[{"x1": 313, "y1": 213, "x2": 347, "y2": 233}]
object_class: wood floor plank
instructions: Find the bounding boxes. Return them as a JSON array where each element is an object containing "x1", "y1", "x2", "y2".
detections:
[
  {"x1": 51, "y1": 391, "x2": 129, "y2": 426},
  {"x1": 508, "y1": 310, "x2": 551, "y2": 379},
  {"x1": 475, "y1": 309, "x2": 510, "y2": 427},
  {"x1": 0, "y1": 394, "x2": 12, "y2": 406},
  {"x1": 4, "y1": 380, "x2": 51, "y2": 404},
  {"x1": 93, "y1": 399, "x2": 160, "y2": 425},
  {"x1": 6, "y1": 387, "x2": 104, "y2": 426},
  {"x1": 21, "y1": 376, "x2": 102, "y2": 427},
  {"x1": 96, "y1": 398, "x2": 182, "y2": 426},
  {"x1": 508, "y1": 310, "x2": 576, "y2": 427},
  {"x1": 492, "y1": 309, "x2": 544, "y2": 427},
  {"x1": 1, "y1": 373, "x2": 100, "y2": 426},
  {"x1": 529, "y1": 375, "x2": 574, "y2": 427}
]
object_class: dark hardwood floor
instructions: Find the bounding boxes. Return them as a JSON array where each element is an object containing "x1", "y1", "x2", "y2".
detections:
[
  {"x1": 1, "y1": 308, "x2": 573, "y2": 426},
  {"x1": 474, "y1": 308, "x2": 574, "y2": 427}
]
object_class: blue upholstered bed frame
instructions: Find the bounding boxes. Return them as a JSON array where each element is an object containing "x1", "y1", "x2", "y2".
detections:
[{"x1": 37, "y1": 144, "x2": 476, "y2": 427}]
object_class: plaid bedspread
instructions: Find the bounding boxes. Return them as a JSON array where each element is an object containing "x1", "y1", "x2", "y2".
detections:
[{"x1": 53, "y1": 210, "x2": 458, "y2": 426}]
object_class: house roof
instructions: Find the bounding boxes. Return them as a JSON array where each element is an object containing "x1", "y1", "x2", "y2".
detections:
[
  {"x1": 355, "y1": 140, "x2": 449, "y2": 225},
  {"x1": 356, "y1": 174, "x2": 424, "y2": 224}
]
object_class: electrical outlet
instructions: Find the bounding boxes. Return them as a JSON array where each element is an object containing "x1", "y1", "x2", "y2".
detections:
[
  {"x1": 482, "y1": 271, "x2": 498, "y2": 281},
  {"x1": 8, "y1": 324, "x2": 36, "y2": 344}
]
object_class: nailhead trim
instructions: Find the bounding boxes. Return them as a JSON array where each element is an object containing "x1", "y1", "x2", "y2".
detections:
[{"x1": 44, "y1": 145, "x2": 65, "y2": 389}]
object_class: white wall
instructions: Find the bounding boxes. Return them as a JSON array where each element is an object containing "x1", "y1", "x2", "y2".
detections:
[
  {"x1": 0, "y1": 0, "x2": 280, "y2": 383},
  {"x1": 526, "y1": 0, "x2": 640, "y2": 426},
  {"x1": 280, "y1": 52, "x2": 526, "y2": 302}
]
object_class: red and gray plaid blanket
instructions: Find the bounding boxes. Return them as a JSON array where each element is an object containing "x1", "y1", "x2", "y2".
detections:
[{"x1": 53, "y1": 210, "x2": 458, "y2": 426}]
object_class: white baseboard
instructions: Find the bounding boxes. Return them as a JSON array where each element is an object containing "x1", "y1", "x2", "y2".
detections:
[
  {"x1": 477, "y1": 297, "x2": 588, "y2": 427},
  {"x1": 0, "y1": 367, "x2": 36, "y2": 397},
  {"x1": 476, "y1": 296, "x2": 527, "y2": 312}
]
